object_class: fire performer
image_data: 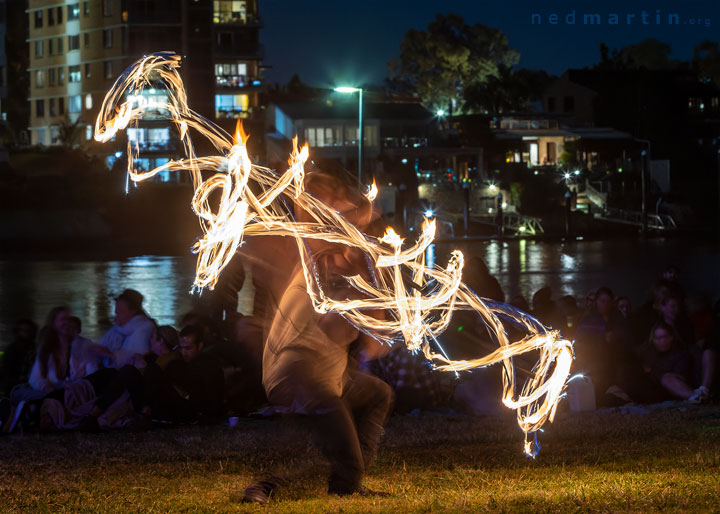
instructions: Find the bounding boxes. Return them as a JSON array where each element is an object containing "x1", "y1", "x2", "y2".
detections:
[{"x1": 242, "y1": 169, "x2": 393, "y2": 503}]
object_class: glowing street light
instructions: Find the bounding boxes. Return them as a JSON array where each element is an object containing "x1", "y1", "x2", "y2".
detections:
[
  {"x1": 334, "y1": 86, "x2": 363, "y2": 184},
  {"x1": 436, "y1": 109, "x2": 445, "y2": 117},
  {"x1": 488, "y1": 183, "x2": 498, "y2": 192}
]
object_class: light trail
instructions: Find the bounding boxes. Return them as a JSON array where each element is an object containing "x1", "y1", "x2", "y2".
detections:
[{"x1": 95, "y1": 52, "x2": 574, "y2": 456}]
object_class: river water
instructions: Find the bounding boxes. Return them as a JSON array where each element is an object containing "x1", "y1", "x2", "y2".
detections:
[{"x1": 1, "y1": 237, "x2": 718, "y2": 350}]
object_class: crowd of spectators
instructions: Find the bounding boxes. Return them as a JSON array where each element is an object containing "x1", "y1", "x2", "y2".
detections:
[{"x1": 0, "y1": 263, "x2": 717, "y2": 434}]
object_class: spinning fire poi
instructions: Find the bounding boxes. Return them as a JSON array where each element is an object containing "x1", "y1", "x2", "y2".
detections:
[{"x1": 94, "y1": 52, "x2": 573, "y2": 456}]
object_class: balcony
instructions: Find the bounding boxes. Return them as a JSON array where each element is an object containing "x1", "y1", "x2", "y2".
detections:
[{"x1": 215, "y1": 75, "x2": 262, "y2": 89}]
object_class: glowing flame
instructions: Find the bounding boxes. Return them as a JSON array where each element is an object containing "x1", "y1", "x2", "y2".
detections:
[
  {"x1": 95, "y1": 52, "x2": 573, "y2": 456},
  {"x1": 366, "y1": 179, "x2": 378, "y2": 202}
]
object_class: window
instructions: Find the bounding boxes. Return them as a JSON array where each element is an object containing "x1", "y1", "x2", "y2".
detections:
[
  {"x1": 34, "y1": 10, "x2": 43, "y2": 28},
  {"x1": 104, "y1": 0, "x2": 112, "y2": 16},
  {"x1": 48, "y1": 38, "x2": 54, "y2": 55},
  {"x1": 58, "y1": 67, "x2": 65, "y2": 84},
  {"x1": 213, "y1": 0, "x2": 247, "y2": 23},
  {"x1": 35, "y1": 41, "x2": 43, "y2": 58},
  {"x1": 214, "y1": 62, "x2": 249, "y2": 86},
  {"x1": 57, "y1": 6, "x2": 63, "y2": 23},
  {"x1": 303, "y1": 127, "x2": 342, "y2": 148},
  {"x1": 59, "y1": 97, "x2": 65, "y2": 114},
  {"x1": 85, "y1": 63, "x2": 91, "y2": 78},
  {"x1": 563, "y1": 95, "x2": 574, "y2": 113},
  {"x1": 36, "y1": 70, "x2": 44, "y2": 87},
  {"x1": 36, "y1": 99, "x2": 45, "y2": 117},
  {"x1": 217, "y1": 32, "x2": 233, "y2": 48},
  {"x1": 68, "y1": 4, "x2": 80, "y2": 20},
  {"x1": 48, "y1": 8, "x2": 55, "y2": 25},
  {"x1": 103, "y1": 29, "x2": 112, "y2": 48},
  {"x1": 547, "y1": 97, "x2": 556, "y2": 112},
  {"x1": 69, "y1": 95, "x2": 82, "y2": 113},
  {"x1": 49, "y1": 98, "x2": 57, "y2": 116},
  {"x1": 104, "y1": 61, "x2": 113, "y2": 78},
  {"x1": 69, "y1": 65, "x2": 81, "y2": 82},
  {"x1": 50, "y1": 126, "x2": 59, "y2": 145},
  {"x1": 57, "y1": 37, "x2": 64, "y2": 54},
  {"x1": 214, "y1": 94, "x2": 249, "y2": 118},
  {"x1": 86, "y1": 125, "x2": 93, "y2": 141},
  {"x1": 85, "y1": 94, "x2": 93, "y2": 110},
  {"x1": 68, "y1": 35, "x2": 80, "y2": 51},
  {"x1": 84, "y1": 2, "x2": 90, "y2": 15},
  {"x1": 84, "y1": 33, "x2": 90, "y2": 48},
  {"x1": 49, "y1": 68, "x2": 56, "y2": 85},
  {"x1": 36, "y1": 128, "x2": 47, "y2": 145}
]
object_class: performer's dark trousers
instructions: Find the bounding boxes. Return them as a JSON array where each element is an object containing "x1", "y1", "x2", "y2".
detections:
[{"x1": 269, "y1": 367, "x2": 393, "y2": 493}]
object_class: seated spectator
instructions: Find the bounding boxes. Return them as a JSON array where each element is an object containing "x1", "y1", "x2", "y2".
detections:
[
  {"x1": 531, "y1": 286, "x2": 566, "y2": 332},
  {"x1": 636, "y1": 322, "x2": 696, "y2": 401},
  {"x1": 615, "y1": 296, "x2": 632, "y2": 320},
  {"x1": 28, "y1": 307, "x2": 111, "y2": 396},
  {"x1": 688, "y1": 299, "x2": 720, "y2": 403},
  {"x1": 558, "y1": 295, "x2": 581, "y2": 339},
  {"x1": 0, "y1": 319, "x2": 37, "y2": 396},
  {"x1": 575, "y1": 287, "x2": 632, "y2": 404},
  {"x1": 658, "y1": 294, "x2": 694, "y2": 347},
  {"x1": 100, "y1": 289, "x2": 154, "y2": 367},
  {"x1": 144, "y1": 324, "x2": 225, "y2": 423},
  {"x1": 79, "y1": 325, "x2": 182, "y2": 430}
]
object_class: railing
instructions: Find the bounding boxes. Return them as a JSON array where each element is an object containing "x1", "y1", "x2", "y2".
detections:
[
  {"x1": 595, "y1": 207, "x2": 678, "y2": 231},
  {"x1": 470, "y1": 212, "x2": 544, "y2": 235},
  {"x1": 584, "y1": 179, "x2": 608, "y2": 209}
]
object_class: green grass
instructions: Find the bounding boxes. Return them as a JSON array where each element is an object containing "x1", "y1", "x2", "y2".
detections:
[{"x1": 2, "y1": 405, "x2": 720, "y2": 513}]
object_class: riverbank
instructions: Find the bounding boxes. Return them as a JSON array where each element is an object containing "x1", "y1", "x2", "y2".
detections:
[{"x1": 1, "y1": 405, "x2": 719, "y2": 512}]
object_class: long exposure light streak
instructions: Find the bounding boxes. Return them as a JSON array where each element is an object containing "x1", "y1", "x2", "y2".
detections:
[{"x1": 95, "y1": 52, "x2": 573, "y2": 456}]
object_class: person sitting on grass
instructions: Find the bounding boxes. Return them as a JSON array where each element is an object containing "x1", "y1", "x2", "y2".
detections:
[
  {"x1": 0, "y1": 319, "x2": 38, "y2": 397},
  {"x1": 637, "y1": 322, "x2": 697, "y2": 402},
  {"x1": 100, "y1": 289, "x2": 154, "y2": 368}
]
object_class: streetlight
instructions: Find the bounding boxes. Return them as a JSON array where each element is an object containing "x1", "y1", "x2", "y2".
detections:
[{"x1": 335, "y1": 86, "x2": 363, "y2": 184}]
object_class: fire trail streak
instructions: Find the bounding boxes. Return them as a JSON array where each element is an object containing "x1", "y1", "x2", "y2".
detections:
[{"x1": 95, "y1": 52, "x2": 574, "y2": 456}]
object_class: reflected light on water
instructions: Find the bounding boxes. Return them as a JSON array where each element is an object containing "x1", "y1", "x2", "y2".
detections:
[{"x1": 0, "y1": 256, "x2": 195, "y2": 347}]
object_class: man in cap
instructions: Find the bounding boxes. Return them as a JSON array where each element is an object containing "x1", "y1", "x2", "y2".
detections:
[{"x1": 100, "y1": 289, "x2": 155, "y2": 367}]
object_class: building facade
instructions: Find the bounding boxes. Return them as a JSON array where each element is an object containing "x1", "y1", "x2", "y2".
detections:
[{"x1": 27, "y1": 0, "x2": 263, "y2": 176}]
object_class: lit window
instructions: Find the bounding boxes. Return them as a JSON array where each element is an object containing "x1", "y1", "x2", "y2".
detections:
[
  {"x1": 68, "y1": 35, "x2": 80, "y2": 51},
  {"x1": 214, "y1": 62, "x2": 249, "y2": 86},
  {"x1": 58, "y1": 67, "x2": 65, "y2": 84},
  {"x1": 85, "y1": 63, "x2": 91, "y2": 78},
  {"x1": 69, "y1": 95, "x2": 82, "y2": 113},
  {"x1": 50, "y1": 125, "x2": 59, "y2": 145},
  {"x1": 49, "y1": 98, "x2": 57, "y2": 116},
  {"x1": 86, "y1": 124, "x2": 93, "y2": 140},
  {"x1": 69, "y1": 65, "x2": 81, "y2": 82},
  {"x1": 104, "y1": 61, "x2": 113, "y2": 78},
  {"x1": 214, "y1": 93, "x2": 249, "y2": 118},
  {"x1": 213, "y1": 0, "x2": 247, "y2": 24},
  {"x1": 35, "y1": 41, "x2": 43, "y2": 58},
  {"x1": 85, "y1": 93, "x2": 93, "y2": 110},
  {"x1": 84, "y1": 2, "x2": 90, "y2": 16},
  {"x1": 68, "y1": 4, "x2": 80, "y2": 21},
  {"x1": 36, "y1": 70, "x2": 44, "y2": 87},
  {"x1": 34, "y1": 10, "x2": 43, "y2": 28}
]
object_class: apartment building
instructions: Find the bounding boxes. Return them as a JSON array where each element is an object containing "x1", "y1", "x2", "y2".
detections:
[{"x1": 27, "y1": 0, "x2": 263, "y2": 175}]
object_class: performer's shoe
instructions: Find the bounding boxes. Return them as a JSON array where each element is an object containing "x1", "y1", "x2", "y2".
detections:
[{"x1": 240, "y1": 476, "x2": 286, "y2": 504}]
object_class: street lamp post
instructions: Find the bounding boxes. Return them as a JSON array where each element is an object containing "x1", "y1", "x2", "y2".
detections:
[{"x1": 334, "y1": 86, "x2": 363, "y2": 184}]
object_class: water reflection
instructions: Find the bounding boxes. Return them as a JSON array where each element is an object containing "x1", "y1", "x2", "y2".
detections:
[
  {"x1": 1, "y1": 238, "x2": 719, "y2": 351},
  {"x1": 0, "y1": 256, "x2": 196, "y2": 348}
]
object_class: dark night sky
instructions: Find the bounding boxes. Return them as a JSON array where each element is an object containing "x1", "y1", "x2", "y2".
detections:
[{"x1": 259, "y1": 0, "x2": 720, "y2": 88}]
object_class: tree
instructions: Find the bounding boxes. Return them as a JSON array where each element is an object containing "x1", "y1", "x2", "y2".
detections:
[
  {"x1": 388, "y1": 14, "x2": 519, "y2": 115},
  {"x1": 58, "y1": 116, "x2": 86, "y2": 149},
  {"x1": 465, "y1": 67, "x2": 553, "y2": 113},
  {"x1": 693, "y1": 41, "x2": 720, "y2": 86},
  {"x1": 595, "y1": 39, "x2": 675, "y2": 70}
]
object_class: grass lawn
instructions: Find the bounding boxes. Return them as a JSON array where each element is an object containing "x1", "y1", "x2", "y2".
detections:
[{"x1": 1, "y1": 404, "x2": 720, "y2": 513}]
